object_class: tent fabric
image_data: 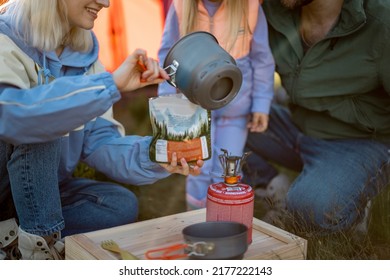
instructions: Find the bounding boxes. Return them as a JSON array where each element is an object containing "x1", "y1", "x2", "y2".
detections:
[{"x1": 94, "y1": 0, "x2": 167, "y2": 72}]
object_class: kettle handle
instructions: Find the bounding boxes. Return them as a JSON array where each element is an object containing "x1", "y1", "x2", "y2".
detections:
[{"x1": 163, "y1": 60, "x2": 179, "y2": 87}]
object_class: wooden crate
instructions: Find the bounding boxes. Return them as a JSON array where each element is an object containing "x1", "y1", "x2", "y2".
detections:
[{"x1": 65, "y1": 209, "x2": 307, "y2": 260}]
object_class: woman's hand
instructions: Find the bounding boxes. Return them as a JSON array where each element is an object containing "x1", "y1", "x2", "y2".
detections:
[
  {"x1": 159, "y1": 153, "x2": 204, "y2": 176},
  {"x1": 112, "y1": 48, "x2": 169, "y2": 93}
]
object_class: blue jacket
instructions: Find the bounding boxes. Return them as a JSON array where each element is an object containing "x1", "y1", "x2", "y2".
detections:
[{"x1": 0, "y1": 7, "x2": 169, "y2": 185}]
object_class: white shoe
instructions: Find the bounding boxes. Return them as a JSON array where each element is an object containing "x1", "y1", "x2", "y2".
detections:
[
  {"x1": 0, "y1": 218, "x2": 21, "y2": 260},
  {"x1": 255, "y1": 173, "x2": 290, "y2": 209},
  {"x1": 354, "y1": 200, "x2": 372, "y2": 235},
  {"x1": 18, "y1": 227, "x2": 64, "y2": 260},
  {"x1": 255, "y1": 173, "x2": 291, "y2": 226}
]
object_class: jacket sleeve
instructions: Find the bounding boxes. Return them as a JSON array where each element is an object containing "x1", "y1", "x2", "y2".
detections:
[
  {"x1": 81, "y1": 110, "x2": 170, "y2": 185},
  {"x1": 157, "y1": 4, "x2": 180, "y2": 96},
  {"x1": 248, "y1": 5, "x2": 275, "y2": 114},
  {"x1": 0, "y1": 72, "x2": 121, "y2": 145}
]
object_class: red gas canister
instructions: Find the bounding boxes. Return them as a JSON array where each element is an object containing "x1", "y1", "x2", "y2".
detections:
[
  {"x1": 206, "y1": 149, "x2": 254, "y2": 243},
  {"x1": 206, "y1": 182, "x2": 254, "y2": 243}
]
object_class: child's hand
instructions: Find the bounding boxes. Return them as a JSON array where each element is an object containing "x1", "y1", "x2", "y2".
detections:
[{"x1": 247, "y1": 112, "x2": 269, "y2": 132}]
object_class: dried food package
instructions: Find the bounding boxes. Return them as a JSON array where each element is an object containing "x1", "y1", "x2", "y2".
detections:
[{"x1": 149, "y1": 94, "x2": 211, "y2": 163}]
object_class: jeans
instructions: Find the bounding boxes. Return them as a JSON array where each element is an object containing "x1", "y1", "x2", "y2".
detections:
[
  {"x1": 59, "y1": 178, "x2": 138, "y2": 236},
  {"x1": 244, "y1": 104, "x2": 390, "y2": 232},
  {"x1": 1, "y1": 140, "x2": 138, "y2": 237}
]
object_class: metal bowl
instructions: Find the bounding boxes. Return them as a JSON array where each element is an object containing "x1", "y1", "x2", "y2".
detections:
[{"x1": 182, "y1": 221, "x2": 248, "y2": 260}]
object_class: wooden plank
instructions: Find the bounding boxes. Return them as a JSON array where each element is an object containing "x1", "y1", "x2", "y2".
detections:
[
  {"x1": 65, "y1": 209, "x2": 307, "y2": 260},
  {"x1": 65, "y1": 234, "x2": 116, "y2": 260}
]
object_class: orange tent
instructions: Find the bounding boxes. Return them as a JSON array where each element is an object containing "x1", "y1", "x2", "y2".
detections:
[{"x1": 93, "y1": 0, "x2": 168, "y2": 72}]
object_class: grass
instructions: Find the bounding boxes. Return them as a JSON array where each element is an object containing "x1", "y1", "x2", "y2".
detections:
[{"x1": 74, "y1": 86, "x2": 390, "y2": 260}]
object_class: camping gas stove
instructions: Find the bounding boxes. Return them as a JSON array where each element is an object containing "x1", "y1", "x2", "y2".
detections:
[{"x1": 206, "y1": 149, "x2": 254, "y2": 243}]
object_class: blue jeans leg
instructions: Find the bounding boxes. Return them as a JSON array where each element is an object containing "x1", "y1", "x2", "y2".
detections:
[
  {"x1": 243, "y1": 104, "x2": 303, "y2": 187},
  {"x1": 60, "y1": 178, "x2": 138, "y2": 237},
  {"x1": 289, "y1": 136, "x2": 390, "y2": 232},
  {"x1": 3, "y1": 139, "x2": 64, "y2": 236},
  {"x1": 245, "y1": 104, "x2": 390, "y2": 232}
]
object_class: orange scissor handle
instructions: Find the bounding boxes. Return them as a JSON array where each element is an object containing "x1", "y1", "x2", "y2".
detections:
[
  {"x1": 145, "y1": 243, "x2": 189, "y2": 260},
  {"x1": 137, "y1": 58, "x2": 166, "y2": 83},
  {"x1": 137, "y1": 59, "x2": 148, "y2": 83}
]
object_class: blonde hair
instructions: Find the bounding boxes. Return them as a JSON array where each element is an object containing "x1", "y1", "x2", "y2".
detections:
[
  {"x1": 180, "y1": 0, "x2": 251, "y2": 52},
  {"x1": 1, "y1": 0, "x2": 92, "y2": 52}
]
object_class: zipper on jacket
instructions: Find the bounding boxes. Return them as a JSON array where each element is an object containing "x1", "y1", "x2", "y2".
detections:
[
  {"x1": 289, "y1": 19, "x2": 365, "y2": 103},
  {"x1": 290, "y1": 63, "x2": 301, "y2": 104}
]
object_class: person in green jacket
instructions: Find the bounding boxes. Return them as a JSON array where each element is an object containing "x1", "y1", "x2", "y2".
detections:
[{"x1": 243, "y1": 0, "x2": 390, "y2": 234}]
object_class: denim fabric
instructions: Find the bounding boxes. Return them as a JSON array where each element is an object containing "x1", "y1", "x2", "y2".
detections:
[
  {"x1": 60, "y1": 178, "x2": 138, "y2": 237},
  {"x1": 0, "y1": 139, "x2": 64, "y2": 236},
  {"x1": 244, "y1": 104, "x2": 390, "y2": 232},
  {"x1": 1, "y1": 140, "x2": 138, "y2": 237}
]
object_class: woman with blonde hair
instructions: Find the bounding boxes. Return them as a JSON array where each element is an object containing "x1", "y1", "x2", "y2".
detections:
[
  {"x1": 0, "y1": 0, "x2": 203, "y2": 260},
  {"x1": 158, "y1": 0, "x2": 275, "y2": 210}
]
